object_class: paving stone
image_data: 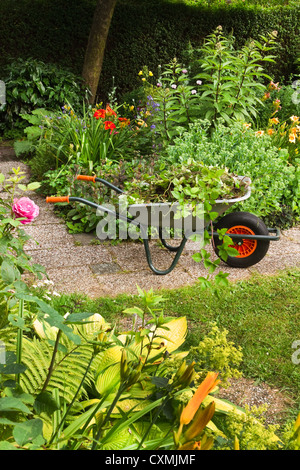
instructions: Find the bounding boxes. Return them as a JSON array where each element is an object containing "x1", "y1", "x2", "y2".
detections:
[
  {"x1": 0, "y1": 161, "x2": 31, "y2": 183},
  {"x1": 72, "y1": 232, "x2": 99, "y2": 245},
  {"x1": 90, "y1": 262, "x2": 122, "y2": 275},
  {"x1": 282, "y1": 227, "x2": 300, "y2": 244}
]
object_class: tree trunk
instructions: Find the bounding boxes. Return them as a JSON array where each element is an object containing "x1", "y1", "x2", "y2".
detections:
[{"x1": 82, "y1": 0, "x2": 117, "y2": 104}]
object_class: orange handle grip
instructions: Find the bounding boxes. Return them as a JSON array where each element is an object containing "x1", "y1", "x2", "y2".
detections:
[
  {"x1": 46, "y1": 196, "x2": 70, "y2": 203},
  {"x1": 77, "y1": 175, "x2": 96, "y2": 183}
]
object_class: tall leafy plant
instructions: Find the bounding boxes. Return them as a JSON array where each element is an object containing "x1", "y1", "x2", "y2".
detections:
[
  {"x1": 194, "y1": 26, "x2": 277, "y2": 125},
  {"x1": 136, "y1": 28, "x2": 278, "y2": 148}
]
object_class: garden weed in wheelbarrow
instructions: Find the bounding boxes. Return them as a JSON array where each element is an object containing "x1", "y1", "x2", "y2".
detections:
[{"x1": 46, "y1": 163, "x2": 280, "y2": 274}]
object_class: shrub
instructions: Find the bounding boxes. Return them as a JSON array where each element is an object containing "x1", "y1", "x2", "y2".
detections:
[
  {"x1": 0, "y1": 58, "x2": 89, "y2": 135},
  {"x1": 165, "y1": 120, "x2": 299, "y2": 225}
]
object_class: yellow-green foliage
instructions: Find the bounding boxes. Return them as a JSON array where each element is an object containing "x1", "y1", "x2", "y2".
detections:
[
  {"x1": 215, "y1": 405, "x2": 281, "y2": 450},
  {"x1": 190, "y1": 322, "x2": 243, "y2": 386}
]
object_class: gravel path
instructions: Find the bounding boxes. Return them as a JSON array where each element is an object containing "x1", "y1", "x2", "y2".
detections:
[
  {"x1": 1, "y1": 143, "x2": 299, "y2": 426},
  {"x1": 1, "y1": 144, "x2": 300, "y2": 298}
]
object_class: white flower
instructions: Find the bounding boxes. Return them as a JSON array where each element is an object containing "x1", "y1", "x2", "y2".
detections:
[
  {"x1": 191, "y1": 89, "x2": 197, "y2": 94},
  {"x1": 171, "y1": 84, "x2": 177, "y2": 89},
  {"x1": 52, "y1": 291, "x2": 60, "y2": 297},
  {"x1": 196, "y1": 80, "x2": 202, "y2": 85}
]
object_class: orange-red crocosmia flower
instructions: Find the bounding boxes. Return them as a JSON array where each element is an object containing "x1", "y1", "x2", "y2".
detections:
[
  {"x1": 94, "y1": 109, "x2": 106, "y2": 119},
  {"x1": 180, "y1": 372, "x2": 220, "y2": 426},
  {"x1": 105, "y1": 104, "x2": 117, "y2": 117},
  {"x1": 104, "y1": 121, "x2": 116, "y2": 131}
]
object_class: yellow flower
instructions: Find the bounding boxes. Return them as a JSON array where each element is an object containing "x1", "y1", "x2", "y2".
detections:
[
  {"x1": 148, "y1": 71, "x2": 153, "y2": 76},
  {"x1": 142, "y1": 77, "x2": 146, "y2": 82},
  {"x1": 243, "y1": 123, "x2": 251, "y2": 129},
  {"x1": 269, "y1": 117, "x2": 279, "y2": 125},
  {"x1": 290, "y1": 115, "x2": 299, "y2": 123},
  {"x1": 294, "y1": 412, "x2": 300, "y2": 432},
  {"x1": 234, "y1": 436, "x2": 240, "y2": 450},
  {"x1": 267, "y1": 128, "x2": 274, "y2": 135},
  {"x1": 138, "y1": 70, "x2": 143, "y2": 76}
]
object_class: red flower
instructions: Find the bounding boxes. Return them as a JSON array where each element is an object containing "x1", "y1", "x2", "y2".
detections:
[
  {"x1": 118, "y1": 117, "x2": 130, "y2": 127},
  {"x1": 105, "y1": 104, "x2": 117, "y2": 117},
  {"x1": 104, "y1": 120, "x2": 116, "y2": 131},
  {"x1": 94, "y1": 109, "x2": 106, "y2": 119}
]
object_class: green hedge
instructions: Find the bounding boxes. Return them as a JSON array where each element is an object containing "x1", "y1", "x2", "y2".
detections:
[{"x1": 0, "y1": 0, "x2": 299, "y2": 102}]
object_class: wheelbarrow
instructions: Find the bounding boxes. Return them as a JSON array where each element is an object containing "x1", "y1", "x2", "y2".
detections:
[{"x1": 46, "y1": 174, "x2": 280, "y2": 275}]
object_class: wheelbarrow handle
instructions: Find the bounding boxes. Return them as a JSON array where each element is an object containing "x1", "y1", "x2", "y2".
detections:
[
  {"x1": 77, "y1": 175, "x2": 96, "y2": 183},
  {"x1": 76, "y1": 175, "x2": 124, "y2": 194},
  {"x1": 46, "y1": 196, "x2": 69, "y2": 203}
]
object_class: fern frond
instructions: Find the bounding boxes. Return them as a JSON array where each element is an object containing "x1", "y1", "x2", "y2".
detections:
[{"x1": 0, "y1": 310, "x2": 111, "y2": 404}]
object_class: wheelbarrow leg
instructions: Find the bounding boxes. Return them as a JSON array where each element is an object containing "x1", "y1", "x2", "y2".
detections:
[
  {"x1": 158, "y1": 227, "x2": 182, "y2": 252},
  {"x1": 142, "y1": 235, "x2": 188, "y2": 275}
]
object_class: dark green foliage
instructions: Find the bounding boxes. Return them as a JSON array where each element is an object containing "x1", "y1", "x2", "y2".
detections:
[
  {"x1": 0, "y1": 0, "x2": 299, "y2": 104},
  {"x1": 0, "y1": 58, "x2": 89, "y2": 133}
]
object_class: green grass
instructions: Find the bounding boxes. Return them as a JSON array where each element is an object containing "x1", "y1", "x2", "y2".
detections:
[{"x1": 52, "y1": 267, "x2": 300, "y2": 413}]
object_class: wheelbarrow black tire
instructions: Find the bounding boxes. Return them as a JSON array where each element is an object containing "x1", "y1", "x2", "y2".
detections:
[{"x1": 212, "y1": 211, "x2": 270, "y2": 268}]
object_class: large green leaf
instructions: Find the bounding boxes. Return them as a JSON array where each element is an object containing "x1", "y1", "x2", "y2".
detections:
[
  {"x1": 1, "y1": 260, "x2": 16, "y2": 284},
  {"x1": 95, "y1": 363, "x2": 120, "y2": 396},
  {"x1": 13, "y1": 418, "x2": 44, "y2": 446},
  {"x1": 101, "y1": 428, "x2": 134, "y2": 451},
  {"x1": 0, "y1": 397, "x2": 32, "y2": 414}
]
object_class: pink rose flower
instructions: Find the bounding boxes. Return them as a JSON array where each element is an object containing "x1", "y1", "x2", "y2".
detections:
[{"x1": 12, "y1": 197, "x2": 39, "y2": 224}]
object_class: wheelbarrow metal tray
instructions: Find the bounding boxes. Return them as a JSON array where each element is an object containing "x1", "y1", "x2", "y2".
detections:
[{"x1": 126, "y1": 176, "x2": 252, "y2": 234}]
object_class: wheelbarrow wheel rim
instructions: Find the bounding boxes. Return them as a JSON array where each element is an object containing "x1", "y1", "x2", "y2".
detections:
[{"x1": 226, "y1": 225, "x2": 258, "y2": 258}]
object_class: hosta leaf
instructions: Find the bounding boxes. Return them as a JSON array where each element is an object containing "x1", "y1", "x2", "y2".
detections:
[
  {"x1": 95, "y1": 363, "x2": 120, "y2": 395},
  {"x1": 101, "y1": 428, "x2": 134, "y2": 451},
  {"x1": 150, "y1": 317, "x2": 187, "y2": 354},
  {"x1": 112, "y1": 398, "x2": 152, "y2": 416}
]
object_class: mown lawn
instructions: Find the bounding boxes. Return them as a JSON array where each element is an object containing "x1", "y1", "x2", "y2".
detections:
[{"x1": 53, "y1": 267, "x2": 300, "y2": 414}]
